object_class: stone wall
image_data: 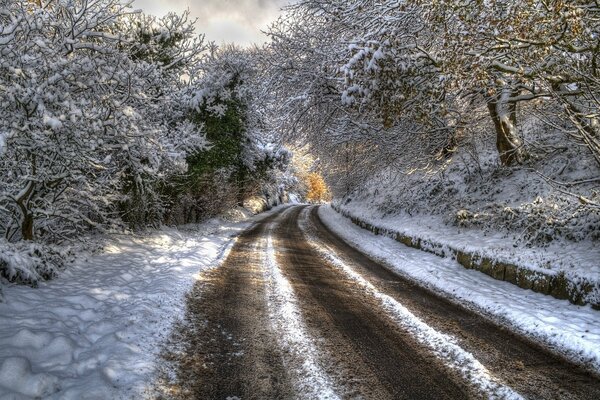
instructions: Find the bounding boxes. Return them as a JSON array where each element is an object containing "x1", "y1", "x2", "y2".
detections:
[{"x1": 331, "y1": 204, "x2": 600, "y2": 310}]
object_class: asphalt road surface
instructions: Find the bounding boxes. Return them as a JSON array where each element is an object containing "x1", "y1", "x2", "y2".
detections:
[{"x1": 159, "y1": 205, "x2": 600, "y2": 400}]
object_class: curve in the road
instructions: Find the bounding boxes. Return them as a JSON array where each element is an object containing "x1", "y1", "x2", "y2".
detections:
[{"x1": 274, "y1": 206, "x2": 475, "y2": 399}]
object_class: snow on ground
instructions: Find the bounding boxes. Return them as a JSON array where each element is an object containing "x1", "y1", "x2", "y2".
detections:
[
  {"x1": 0, "y1": 208, "x2": 278, "y2": 399},
  {"x1": 262, "y1": 215, "x2": 339, "y2": 399},
  {"x1": 337, "y1": 200, "x2": 600, "y2": 284},
  {"x1": 319, "y1": 205, "x2": 600, "y2": 373},
  {"x1": 300, "y1": 209, "x2": 523, "y2": 400}
]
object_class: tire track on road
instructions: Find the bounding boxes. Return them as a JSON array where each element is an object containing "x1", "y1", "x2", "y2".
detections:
[
  {"x1": 274, "y1": 206, "x2": 476, "y2": 399},
  {"x1": 159, "y1": 208, "x2": 295, "y2": 400}
]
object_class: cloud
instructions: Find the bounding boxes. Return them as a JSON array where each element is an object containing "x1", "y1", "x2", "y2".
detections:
[{"x1": 132, "y1": 0, "x2": 289, "y2": 46}]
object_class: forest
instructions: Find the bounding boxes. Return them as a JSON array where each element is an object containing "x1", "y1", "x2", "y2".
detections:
[{"x1": 1, "y1": 0, "x2": 599, "y2": 288}]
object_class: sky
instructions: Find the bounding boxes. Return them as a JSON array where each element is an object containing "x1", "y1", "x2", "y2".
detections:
[{"x1": 132, "y1": 0, "x2": 290, "y2": 47}]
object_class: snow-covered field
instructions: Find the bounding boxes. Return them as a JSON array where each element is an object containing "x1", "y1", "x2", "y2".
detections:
[
  {"x1": 319, "y1": 205, "x2": 600, "y2": 374},
  {"x1": 0, "y1": 209, "x2": 275, "y2": 399}
]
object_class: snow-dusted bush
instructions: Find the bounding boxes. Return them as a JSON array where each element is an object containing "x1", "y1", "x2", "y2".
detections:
[
  {"x1": 0, "y1": 1, "x2": 209, "y2": 246},
  {"x1": 0, "y1": 239, "x2": 72, "y2": 287},
  {"x1": 454, "y1": 197, "x2": 600, "y2": 246},
  {"x1": 166, "y1": 45, "x2": 292, "y2": 223}
]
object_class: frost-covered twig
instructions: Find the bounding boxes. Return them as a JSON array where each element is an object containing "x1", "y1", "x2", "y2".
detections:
[{"x1": 533, "y1": 170, "x2": 600, "y2": 209}]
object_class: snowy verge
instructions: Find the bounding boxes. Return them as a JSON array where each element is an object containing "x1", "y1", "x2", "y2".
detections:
[
  {"x1": 0, "y1": 207, "x2": 283, "y2": 399},
  {"x1": 334, "y1": 201, "x2": 600, "y2": 307},
  {"x1": 320, "y1": 205, "x2": 600, "y2": 373}
]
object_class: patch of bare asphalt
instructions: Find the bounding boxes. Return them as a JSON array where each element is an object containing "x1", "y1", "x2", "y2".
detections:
[{"x1": 308, "y1": 205, "x2": 600, "y2": 400}]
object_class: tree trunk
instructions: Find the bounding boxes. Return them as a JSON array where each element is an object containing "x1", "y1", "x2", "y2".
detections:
[
  {"x1": 21, "y1": 213, "x2": 34, "y2": 241},
  {"x1": 487, "y1": 86, "x2": 526, "y2": 166},
  {"x1": 15, "y1": 180, "x2": 35, "y2": 241}
]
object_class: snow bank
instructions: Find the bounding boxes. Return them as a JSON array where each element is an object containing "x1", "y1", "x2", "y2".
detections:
[
  {"x1": 319, "y1": 205, "x2": 600, "y2": 373},
  {"x1": 336, "y1": 200, "x2": 600, "y2": 286},
  {"x1": 0, "y1": 211, "x2": 271, "y2": 399}
]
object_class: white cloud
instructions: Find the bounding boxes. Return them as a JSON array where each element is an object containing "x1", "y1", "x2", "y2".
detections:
[{"x1": 132, "y1": 0, "x2": 289, "y2": 46}]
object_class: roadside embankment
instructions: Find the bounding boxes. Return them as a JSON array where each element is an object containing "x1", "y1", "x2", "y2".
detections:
[{"x1": 331, "y1": 203, "x2": 600, "y2": 310}]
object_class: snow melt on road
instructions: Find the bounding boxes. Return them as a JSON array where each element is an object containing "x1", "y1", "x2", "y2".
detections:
[
  {"x1": 319, "y1": 205, "x2": 600, "y2": 373},
  {"x1": 263, "y1": 213, "x2": 339, "y2": 400},
  {"x1": 300, "y1": 208, "x2": 523, "y2": 400},
  {"x1": 0, "y1": 212, "x2": 267, "y2": 399}
]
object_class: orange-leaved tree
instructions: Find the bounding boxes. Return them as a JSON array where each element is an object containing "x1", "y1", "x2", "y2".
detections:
[{"x1": 305, "y1": 172, "x2": 331, "y2": 203}]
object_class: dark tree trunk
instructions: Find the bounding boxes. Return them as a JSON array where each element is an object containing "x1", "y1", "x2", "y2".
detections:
[
  {"x1": 21, "y1": 213, "x2": 34, "y2": 241},
  {"x1": 487, "y1": 87, "x2": 526, "y2": 166},
  {"x1": 16, "y1": 181, "x2": 36, "y2": 241}
]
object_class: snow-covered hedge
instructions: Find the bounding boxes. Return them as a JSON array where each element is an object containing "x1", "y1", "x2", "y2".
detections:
[{"x1": 0, "y1": 239, "x2": 71, "y2": 287}]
